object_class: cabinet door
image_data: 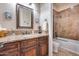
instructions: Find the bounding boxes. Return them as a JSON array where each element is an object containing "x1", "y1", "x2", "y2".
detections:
[
  {"x1": 21, "y1": 46, "x2": 37, "y2": 56},
  {"x1": 38, "y1": 36, "x2": 48, "y2": 56},
  {"x1": 21, "y1": 38, "x2": 37, "y2": 56},
  {"x1": 39, "y1": 43, "x2": 48, "y2": 56},
  {"x1": 0, "y1": 41, "x2": 20, "y2": 56}
]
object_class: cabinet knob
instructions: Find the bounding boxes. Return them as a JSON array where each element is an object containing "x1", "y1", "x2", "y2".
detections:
[{"x1": 0, "y1": 42, "x2": 4, "y2": 48}]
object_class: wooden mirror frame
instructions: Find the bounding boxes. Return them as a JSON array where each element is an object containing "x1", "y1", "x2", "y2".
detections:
[{"x1": 16, "y1": 4, "x2": 33, "y2": 29}]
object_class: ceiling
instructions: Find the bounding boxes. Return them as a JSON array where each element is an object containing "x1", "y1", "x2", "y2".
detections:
[{"x1": 53, "y1": 3, "x2": 79, "y2": 12}]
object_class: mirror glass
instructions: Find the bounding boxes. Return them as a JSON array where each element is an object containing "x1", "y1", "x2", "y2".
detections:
[{"x1": 16, "y1": 4, "x2": 33, "y2": 29}]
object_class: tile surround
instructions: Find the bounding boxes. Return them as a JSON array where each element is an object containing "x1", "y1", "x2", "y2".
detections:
[{"x1": 54, "y1": 5, "x2": 79, "y2": 40}]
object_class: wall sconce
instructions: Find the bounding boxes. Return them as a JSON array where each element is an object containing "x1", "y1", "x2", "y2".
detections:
[
  {"x1": 4, "y1": 11, "x2": 12, "y2": 20},
  {"x1": 28, "y1": 3, "x2": 32, "y2": 5}
]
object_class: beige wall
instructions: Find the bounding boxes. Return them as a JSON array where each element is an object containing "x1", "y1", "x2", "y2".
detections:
[
  {"x1": 0, "y1": 3, "x2": 16, "y2": 29},
  {"x1": 54, "y1": 5, "x2": 79, "y2": 40},
  {"x1": 0, "y1": 3, "x2": 40, "y2": 30}
]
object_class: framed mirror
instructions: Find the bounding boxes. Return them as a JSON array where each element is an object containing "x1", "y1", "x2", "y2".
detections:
[{"x1": 16, "y1": 4, "x2": 33, "y2": 29}]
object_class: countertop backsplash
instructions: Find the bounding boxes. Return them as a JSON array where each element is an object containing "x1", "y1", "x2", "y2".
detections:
[
  {"x1": 0, "y1": 29, "x2": 33, "y2": 37},
  {"x1": 0, "y1": 29, "x2": 46, "y2": 37}
]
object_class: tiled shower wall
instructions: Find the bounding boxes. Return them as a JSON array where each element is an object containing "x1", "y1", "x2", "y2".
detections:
[{"x1": 54, "y1": 5, "x2": 79, "y2": 40}]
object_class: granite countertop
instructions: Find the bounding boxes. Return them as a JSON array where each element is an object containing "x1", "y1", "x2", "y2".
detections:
[{"x1": 0, "y1": 33, "x2": 48, "y2": 43}]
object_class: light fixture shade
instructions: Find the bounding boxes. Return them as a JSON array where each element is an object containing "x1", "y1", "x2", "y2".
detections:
[
  {"x1": 29, "y1": 3, "x2": 32, "y2": 5},
  {"x1": 4, "y1": 11, "x2": 12, "y2": 19}
]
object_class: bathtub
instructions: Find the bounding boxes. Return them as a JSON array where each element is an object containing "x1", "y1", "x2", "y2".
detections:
[{"x1": 53, "y1": 37, "x2": 79, "y2": 55}]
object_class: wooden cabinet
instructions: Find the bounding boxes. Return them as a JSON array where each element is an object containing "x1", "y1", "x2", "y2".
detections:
[
  {"x1": 0, "y1": 36, "x2": 48, "y2": 56},
  {"x1": 38, "y1": 36, "x2": 48, "y2": 56},
  {"x1": 21, "y1": 46, "x2": 37, "y2": 56},
  {"x1": 20, "y1": 38, "x2": 37, "y2": 56},
  {"x1": 0, "y1": 49, "x2": 20, "y2": 56},
  {"x1": 20, "y1": 36, "x2": 48, "y2": 56},
  {"x1": 0, "y1": 42, "x2": 20, "y2": 56}
]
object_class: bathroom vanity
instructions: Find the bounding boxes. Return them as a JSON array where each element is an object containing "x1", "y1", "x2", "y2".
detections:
[
  {"x1": 0, "y1": 3, "x2": 49, "y2": 56},
  {"x1": 0, "y1": 34, "x2": 48, "y2": 56}
]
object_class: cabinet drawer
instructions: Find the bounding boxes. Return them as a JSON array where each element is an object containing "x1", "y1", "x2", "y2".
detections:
[
  {"x1": 0, "y1": 48, "x2": 20, "y2": 56},
  {"x1": 38, "y1": 36, "x2": 48, "y2": 43},
  {"x1": 39, "y1": 36, "x2": 48, "y2": 40},
  {"x1": 21, "y1": 39, "x2": 37, "y2": 48},
  {"x1": 0, "y1": 42, "x2": 20, "y2": 52},
  {"x1": 5, "y1": 42, "x2": 19, "y2": 49}
]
